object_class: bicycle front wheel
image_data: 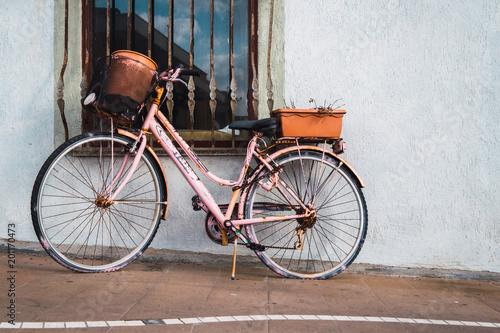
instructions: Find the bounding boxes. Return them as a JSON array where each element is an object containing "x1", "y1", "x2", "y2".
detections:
[
  {"x1": 31, "y1": 132, "x2": 166, "y2": 273},
  {"x1": 244, "y1": 150, "x2": 367, "y2": 279}
]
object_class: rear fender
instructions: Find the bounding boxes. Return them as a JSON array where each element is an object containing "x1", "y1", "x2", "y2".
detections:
[
  {"x1": 117, "y1": 129, "x2": 169, "y2": 219},
  {"x1": 267, "y1": 145, "x2": 365, "y2": 188}
]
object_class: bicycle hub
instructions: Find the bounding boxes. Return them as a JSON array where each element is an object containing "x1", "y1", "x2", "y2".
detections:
[{"x1": 95, "y1": 196, "x2": 112, "y2": 209}]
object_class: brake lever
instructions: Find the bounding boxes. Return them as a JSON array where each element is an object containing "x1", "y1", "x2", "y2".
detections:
[
  {"x1": 170, "y1": 78, "x2": 188, "y2": 88},
  {"x1": 160, "y1": 67, "x2": 198, "y2": 87}
]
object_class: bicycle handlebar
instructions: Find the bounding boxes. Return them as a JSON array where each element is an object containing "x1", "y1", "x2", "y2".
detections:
[
  {"x1": 157, "y1": 68, "x2": 200, "y2": 88},
  {"x1": 178, "y1": 68, "x2": 200, "y2": 76}
]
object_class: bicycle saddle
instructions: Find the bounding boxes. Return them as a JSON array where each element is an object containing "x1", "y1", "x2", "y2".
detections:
[{"x1": 229, "y1": 117, "x2": 279, "y2": 136}]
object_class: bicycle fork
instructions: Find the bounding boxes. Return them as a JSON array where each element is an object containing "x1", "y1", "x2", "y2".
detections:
[{"x1": 98, "y1": 133, "x2": 167, "y2": 207}]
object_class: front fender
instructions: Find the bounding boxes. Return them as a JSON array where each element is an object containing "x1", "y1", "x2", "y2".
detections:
[{"x1": 117, "y1": 129, "x2": 169, "y2": 219}]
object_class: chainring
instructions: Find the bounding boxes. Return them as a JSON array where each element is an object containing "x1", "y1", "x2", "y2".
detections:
[{"x1": 205, "y1": 212, "x2": 236, "y2": 245}]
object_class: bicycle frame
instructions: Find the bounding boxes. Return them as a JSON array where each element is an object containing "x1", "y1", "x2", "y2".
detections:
[{"x1": 106, "y1": 100, "x2": 310, "y2": 244}]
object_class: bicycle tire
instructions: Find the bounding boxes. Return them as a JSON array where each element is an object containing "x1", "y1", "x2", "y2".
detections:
[
  {"x1": 243, "y1": 149, "x2": 367, "y2": 279},
  {"x1": 31, "y1": 132, "x2": 166, "y2": 273}
]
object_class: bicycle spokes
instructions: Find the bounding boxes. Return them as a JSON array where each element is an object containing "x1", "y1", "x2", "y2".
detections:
[
  {"x1": 32, "y1": 133, "x2": 165, "y2": 272},
  {"x1": 244, "y1": 149, "x2": 367, "y2": 279}
]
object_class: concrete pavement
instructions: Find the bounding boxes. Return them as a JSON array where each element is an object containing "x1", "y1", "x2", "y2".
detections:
[{"x1": 1, "y1": 251, "x2": 499, "y2": 332}]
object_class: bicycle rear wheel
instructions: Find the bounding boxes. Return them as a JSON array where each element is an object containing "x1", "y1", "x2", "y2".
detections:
[
  {"x1": 244, "y1": 149, "x2": 367, "y2": 279},
  {"x1": 31, "y1": 132, "x2": 166, "y2": 272}
]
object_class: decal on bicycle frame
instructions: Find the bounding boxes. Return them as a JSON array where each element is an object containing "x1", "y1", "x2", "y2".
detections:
[
  {"x1": 185, "y1": 145, "x2": 209, "y2": 173},
  {"x1": 168, "y1": 124, "x2": 209, "y2": 174},
  {"x1": 155, "y1": 124, "x2": 200, "y2": 182}
]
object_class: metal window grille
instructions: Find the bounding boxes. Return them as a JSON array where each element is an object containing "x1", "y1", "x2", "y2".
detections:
[{"x1": 81, "y1": 0, "x2": 259, "y2": 153}]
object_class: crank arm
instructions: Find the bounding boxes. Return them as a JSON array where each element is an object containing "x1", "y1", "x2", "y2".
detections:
[{"x1": 224, "y1": 220, "x2": 265, "y2": 252}]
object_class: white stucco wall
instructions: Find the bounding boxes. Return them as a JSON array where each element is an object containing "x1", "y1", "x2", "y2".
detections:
[
  {"x1": 283, "y1": 0, "x2": 499, "y2": 272},
  {"x1": 0, "y1": 0, "x2": 498, "y2": 274},
  {"x1": 0, "y1": 1, "x2": 56, "y2": 241}
]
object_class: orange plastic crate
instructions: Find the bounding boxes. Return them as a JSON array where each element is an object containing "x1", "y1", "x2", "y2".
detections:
[{"x1": 272, "y1": 109, "x2": 346, "y2": 138}]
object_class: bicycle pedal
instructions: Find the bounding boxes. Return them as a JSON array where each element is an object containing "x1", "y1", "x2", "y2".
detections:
[
  {"x1": 247, "y1": 243, "x2": 266, "y2": 252},
  {"x1": 191, "y1": 195, "x2": 202, "y2": 211}
]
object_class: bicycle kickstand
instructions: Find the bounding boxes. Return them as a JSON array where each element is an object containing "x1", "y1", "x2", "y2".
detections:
[
  {"x1": 231, "y1": 231, "x2": 238, "y2": 280},
  {"x1": 224, "y1": 220, "x2": 242, "y2": 280},
  {"x1": 224, "y1": 220, "x2": 265, "y2": 280}
]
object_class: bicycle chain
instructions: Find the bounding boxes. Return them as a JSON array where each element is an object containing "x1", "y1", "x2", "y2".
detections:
[{"x1": 235, "y1": 242, "x2": 296, "y2": 251}]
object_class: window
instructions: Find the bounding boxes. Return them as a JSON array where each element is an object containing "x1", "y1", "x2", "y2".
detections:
[{"x1": 82, "y1": 0, "x2": 258, "y2": 150}]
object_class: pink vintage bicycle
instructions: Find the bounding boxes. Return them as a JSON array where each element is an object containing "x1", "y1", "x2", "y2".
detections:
[{"x1": 31, "y1": 51, "x2": 367, "y2": 279}]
